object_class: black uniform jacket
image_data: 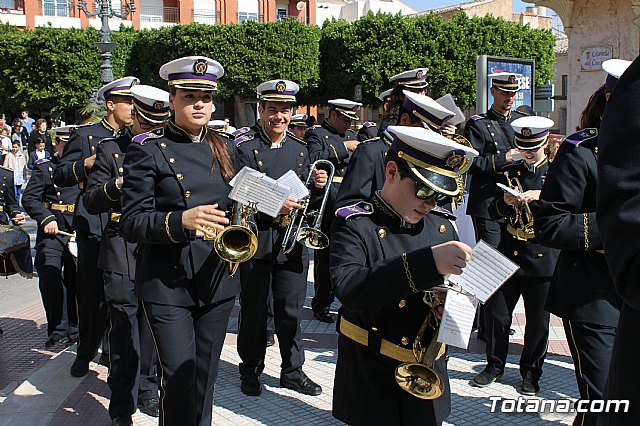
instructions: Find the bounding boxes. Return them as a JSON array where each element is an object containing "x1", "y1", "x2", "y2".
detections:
[
  {"x1": 330, "y1": 194, "x2": 455, "y2": 426},
  {"x1": 85, "y1": 129, "x2": 136, "y2": 278},
  {"x1": 334, "y1": 132, "x2": 392, "y2": 210},
  {"x1": 305, "y1": 120, "x2": 356, "y2": 221},
  {"x1": 464, "y1": 108, "x2": 527, "y2": 218},
  {"x1": 489, "y1": 159, "x2": 559, "y2": 278},
  {"x1": 119, "y1": 121, "x2": 240, "y2": 307},
  {"x1": 23, "y1": 157, "x2": 78, "y2": 262},
  {"x1": 0, "y1": 166, "x2": 21, "y2": 225},
  {"x1": 535, "y1": 130, "x2": 620, "y2": 326},
  {"x1": 53, "y1": 119, "x2": 117, "y2": 235},
  {"x1": 235, "y1": 125, "x2": 310, "y2": 263},
  {"x1": 356, "y1": 121, "x2": 378, "y2": 142}
]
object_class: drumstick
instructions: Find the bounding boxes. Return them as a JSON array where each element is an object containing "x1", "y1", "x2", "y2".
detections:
[{"x1": 56, "y1": 230, "x2": 76, "y2": 238}]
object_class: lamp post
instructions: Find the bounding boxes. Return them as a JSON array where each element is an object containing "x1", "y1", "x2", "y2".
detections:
[{"x1": 78, "y1": 0, "x2": 135, "y2": 86}]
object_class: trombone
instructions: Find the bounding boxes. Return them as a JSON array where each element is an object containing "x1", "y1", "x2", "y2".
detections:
[
  {"x1": 214, "y1": 201, "x2": 259, "y2": 275},
  {"x1": 281, "y1": 160, "x2": 335, "y2": 254}
]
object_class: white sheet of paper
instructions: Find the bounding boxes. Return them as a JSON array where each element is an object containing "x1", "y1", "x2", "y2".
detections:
[
  {"x1": 496, "y1": 182, "x2": 521, "y2": 197},
  {"x1": 229, "y1": 168, "x2": 291, "y2": 218},
  {"x1": 277, "y1": 170, "x2": 309, "y2": 200},
  {"x1": 437, "y1": 290, "x2": 478, "y2": 349},
  {"x1": 229, "y1": 166, "x2": 255, "y2": 187},
  {"x1": 446, "y1": 240, "x2": 519, "y2": 303},
  {"x1": 436, "y1": 93, "x2": 466, "y2": 127}
]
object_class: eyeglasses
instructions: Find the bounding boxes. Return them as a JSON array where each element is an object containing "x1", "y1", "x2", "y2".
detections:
[{"x1": 411, "y1": 177, "x2": 451, "y2": 206}]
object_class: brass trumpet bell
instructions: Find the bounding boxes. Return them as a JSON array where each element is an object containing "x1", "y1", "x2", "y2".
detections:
[
  {"x1": 297, "y1": 227, "x2": 329, "y2": 250},
  {"x1": 214, "y1": 224, "x2": 258, "y2": 263},
  {"x1": 395, "y1": 362, "x2": 444, "y2": 400}
]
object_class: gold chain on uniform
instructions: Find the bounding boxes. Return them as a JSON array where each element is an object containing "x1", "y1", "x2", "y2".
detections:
[
  {"x1": 583, "y1": 213, "x2": 589, "y2": 251},
  {"x1": 401, "y1": 253, "x2": 419, "y2": 294}
]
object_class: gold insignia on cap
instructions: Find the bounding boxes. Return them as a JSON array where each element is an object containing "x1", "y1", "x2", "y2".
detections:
[
  {"x1": 439, "y1": 224, "x2": 446, "y2": 234},
  {"x1": 193, "y1": 59, "x2": 208, "y2": 76},
  {"x1": 153, "y1": 101, "x2": 164, "y2": 110},
  {"x1": 377, "y1": 228, "x2": 387, "y2": 239},
  {"x1": 445, "y1": 153, "x2": 464, "y2": 168},
  {"x1": 276, "y1": 81, "x2": 287, "y2": 93},
  {"x1": 508, "y1": 75, "x2": 516, "y2": 83},
  {"x1": 522, "y1": 128, "x2": 532, "y2": 137},
  {"x1": 416, "y1": 70, "x2": 424, "y2": 79}
]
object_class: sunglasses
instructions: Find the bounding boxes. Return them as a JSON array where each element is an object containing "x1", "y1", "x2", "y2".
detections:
[{"x1": 411, "y1": 177, "x2": 451, "y2": 206}]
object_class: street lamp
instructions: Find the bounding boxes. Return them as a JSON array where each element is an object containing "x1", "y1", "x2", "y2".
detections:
[{"x1": 78, "y1": 0, "x2": 136, "y2": 86}]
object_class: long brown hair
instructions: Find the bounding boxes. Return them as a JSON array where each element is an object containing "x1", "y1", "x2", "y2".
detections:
[
  {"x1": 578, "y1": 85, "x2": 607, "y2": 130},
  {"x1": 169, "y1": 87, "x2": 235, "y2": 182}
]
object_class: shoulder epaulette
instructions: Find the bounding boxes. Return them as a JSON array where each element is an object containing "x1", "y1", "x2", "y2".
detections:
[
  {"x1": 335, "y1": 201, "x2": 374, "y2": 221},
  {"x1": 234, "y1": 133, "x2": 255, "y2": 146},
  {"x1": 231, "y1": 127, "x2": 250, "y2": 138},
  {"x1": 359, "y1": 137, "x2": 380, "y2": 145},
  {"x1": 286, "y1": 131, "x2": 307, "y2": 145},
  {"x1": 215, "y1": 131, "x2": 235, "y2": 139},
  {"x1": 307, "y1": 125, "x2": 320, "y2": 131},
  {"x1": 132, "y1": 128, "x2": 163, "y2": 145},
  {"x1": 98, "y1": 136, "x2": 117, "y2": 145},
  {"x1": 35, "y1": 158, "x2": 51, "y2": 165},
  {"x1": 361, "y1": 121, "x2": 376, "y2": 129},
  {"x1": 564, "y1": 128, "x2": 598, "y2": 147},
  {"x1": 469, "y1": 115, "x2": 485, "y2": 121},
  {"x1": 430, "y1": 206, "x2": 456, "y2": 221}
]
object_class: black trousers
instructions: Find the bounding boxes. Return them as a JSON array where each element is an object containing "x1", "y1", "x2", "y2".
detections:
[
  {"x1": 238, "y1": 252, "x2": 308, "y2": 380},
  {"x1": 598, "y1": 304, "x2": 639, "y2": 425},
  {"x1": 484, "y1": 276, "x2": 550, "y2": 381},
  {"x1": 75, "y1": 230, "x2": 108, "y2": 361},
  {"x1": 267, "y1": 285, "x2": 275, "y2": 334},
  {"x1": 142, "y1": 297, "x2": 234, "y2": 426},
  {"x1": 311, "y1": 220, "x2": 334, "y2": 312},
  {"x1": 104, "y1": 271, "x2": 158, "y2": 419},
  {"x1": 35, "y1": 244, "x2": 77, "y2": 339},
  {"x1": 563, "y1": 319, "x2": 616, "y2": 426}
]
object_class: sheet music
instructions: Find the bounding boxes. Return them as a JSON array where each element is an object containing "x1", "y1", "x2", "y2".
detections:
[
  {"x1": 446, "y1": 240, "x2": 519, "y2": 303},
  {"x1": 437, "y1": 290, "x2": 478, "y2": 349},
  {"x1": 436, "y1": 93, "x2": 466, "y2": 126},
  {"x1": 277, "y1": 170, "x2": 309, "y2": 200},
  {"x1": 229, "y1": 166, "x2": 254, "y2": 187},
  {"x1": 496, "y1": 182, "x2": 521, "y2": 197},
  {"x1": 229, "y1": 167, "x2": 291, "y2": 218}
]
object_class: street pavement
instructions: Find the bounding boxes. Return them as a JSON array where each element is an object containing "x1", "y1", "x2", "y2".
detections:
[{"x1": 0, "y1": 219, "x2": 580, "y2": 425}]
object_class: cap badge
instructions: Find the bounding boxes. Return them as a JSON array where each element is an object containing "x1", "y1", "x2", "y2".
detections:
[
  {"x1": 508, "y1": 75, "x2": 516, "y2": 83},
  {"x1": 276, "y1": 81, "x2": 287, "y2": 93},
  {"x1": 153, "y1": 101, "x2": 164, "y2": 110},
  {"x1": 416, "y1": 70, "x2": 424, "y2": 79},
  {"x1": 193, "y1": 59, "x2": 208, "y2": 76},
  {"x1": 445, "y1": 152, "x2": 464, "y2": 169},
  {"x1": 522, "y1": 128, "x2": 532, "y2": 137}
]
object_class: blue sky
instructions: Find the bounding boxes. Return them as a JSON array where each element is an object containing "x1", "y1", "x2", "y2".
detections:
[{"x1": 402, "y1": 0, "x2": 530, "y2": 13}]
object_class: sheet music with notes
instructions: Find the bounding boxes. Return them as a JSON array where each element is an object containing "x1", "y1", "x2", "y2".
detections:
[
  {"x1": 277, "y1": 170, "x2": 309, "y2": 200},
  {"x1": 437, "y1": 290, "x2": 478, "y2": 349},
  {"x1": 229, "y1": 167, "x2": 291, "y2": 218},
  {"x1": 446, "y1": 240, "x2": 519, "y2": 303},
  {"x1": 436, "y1": 93, "x2": 466, "y2": 127}
]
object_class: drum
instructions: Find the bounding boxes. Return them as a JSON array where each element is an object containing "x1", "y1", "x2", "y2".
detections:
[{"x1": 0, "y1": 225, "x2": 33, "y2": 277}]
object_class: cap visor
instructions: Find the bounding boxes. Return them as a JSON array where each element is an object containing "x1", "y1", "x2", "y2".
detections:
[
  {"x1": 337, "y1": 110, "x2": 359, "y2": 121},
  {"x1": 404, "y1": 159, "x2": 460, "y2": 196}
]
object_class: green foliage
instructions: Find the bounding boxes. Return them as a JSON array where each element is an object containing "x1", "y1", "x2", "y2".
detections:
[
  {"x1": 0, "y1": 14, "x2": 553, "y2": 114},
  {"x1": 319, "y1": 12, "x2": 555, "y2": 108}
]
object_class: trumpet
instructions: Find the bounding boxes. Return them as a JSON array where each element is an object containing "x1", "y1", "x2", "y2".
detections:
[
  {"x1": 395, "y1": 305, "x2": 446, "y2": 400},
  {"x1": 214, "y1": 201, "x2": 259, "y2": 275},
  {"x1": 281, "y1": 160, "x2": 335, "y2": 254},
  {"x1": 503, "y1": 170, "x2": 535, "y2": 241}
]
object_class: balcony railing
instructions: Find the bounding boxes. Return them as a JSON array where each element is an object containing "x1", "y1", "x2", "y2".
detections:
[
  {"x1": 140, "y1": 4, "x2": 178, "y2": 23},
  {"x1": 0, "y1": 0, "x2": 24, "y2": 14},
  {"x1": 193, "y1": 8, "x2": 215, "y2": 25},
  {"x1": 40, "y1": 0, "x2": 79, "y2": 17}
]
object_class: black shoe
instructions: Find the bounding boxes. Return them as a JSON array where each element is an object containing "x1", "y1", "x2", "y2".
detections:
[
  {"x1": 45, "y1": 333, "x2": 66, "y2": 349},
  {"x1": 280, "y1": 375, "x2": 322, "y2": 396},
  {"x1": 70, "y1": 357, "x2": 90, "y2": 377},
  {"x1": 313, "y1": 307, "x2": 334, "y2": 323},
  {"x1": 241, "y1": 375, "x2": 262, "y2": 396},
  {"x1": 266, "y1": 330, "x2": 275, "y2": 347},
  {"x1": 111, "y1": 416, "x2": 132, "y2": 426},
  {"x1": 509, "y1": 328, "x2": 516, "y2": 336},
  {"x1": 62, "y1": 336, "x2": 79, "y2": 347},
  {"x1": 138, "y1": 397, "x2": 160, "y2": 417},
  {"x1": 97, "y1": 351, "x2": 110, "y2": 368},
  {"x1": 472, "y1": 370, "x2": 502, "y2": 387},
  {"x1": 521, "y1": 375, "x2": 540, "y2": 396}
]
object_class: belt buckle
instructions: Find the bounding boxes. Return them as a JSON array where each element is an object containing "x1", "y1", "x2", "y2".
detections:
[{"x1": 67, "y1": 204, "x2": 75, "y2": 213}]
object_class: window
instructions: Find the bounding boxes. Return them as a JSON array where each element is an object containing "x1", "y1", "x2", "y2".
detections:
[
  {"x1": 194, "y1": 9, "x2": 216, "y2": 24},
  {"x1": 43, "y1": 0, "x2": 69, "y2": 16},
  {"x1": 556, "y1": 75, "x2": 568, "y2": 100},
  {"x1": 276, "y1": 7, "x2": 287, "y2": 21},
  {"x1": 238, "y1": 11, "x2": 258, "y2": 23}
]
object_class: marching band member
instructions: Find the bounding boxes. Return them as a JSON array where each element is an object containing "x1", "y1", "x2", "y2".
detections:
[
  {"x1": 119, "y1": 56, "x2": 238, "y2": 425},
  {"x1": 235, "y1": 79, "x2": 326, "y2": 397},
  {"x1": 330, "y1": 126, "x2": 477, "y2": 426}
]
